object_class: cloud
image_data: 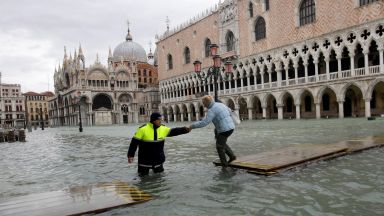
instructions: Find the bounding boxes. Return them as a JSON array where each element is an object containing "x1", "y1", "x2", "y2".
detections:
[{"x1": 0, "y1": 0, "x2": 220, "y2": 92}]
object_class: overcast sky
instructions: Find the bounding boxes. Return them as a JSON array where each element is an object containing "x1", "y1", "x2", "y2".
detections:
[{"x1": 0, "y1": 0, "x2": 220, "y2": 93}]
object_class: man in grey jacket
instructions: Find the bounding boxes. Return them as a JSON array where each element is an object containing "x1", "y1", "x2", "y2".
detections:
[{"x1": 189, "y1": 95, "x2": 236, "y2": 167}]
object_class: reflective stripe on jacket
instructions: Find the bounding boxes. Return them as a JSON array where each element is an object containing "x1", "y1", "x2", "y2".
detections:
[{"x1": 128, "y1": 123, "x2": 171, "y2": 166}]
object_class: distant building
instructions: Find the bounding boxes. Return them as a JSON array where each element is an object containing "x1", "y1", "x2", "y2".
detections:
[
  {"x1": 49, "y1": 27, "x2": 160, "y2": 126},
  {"x1": 23, "y1": 91, "x2": 55, "y2": 128},
  {"x1": 0, "y1": 73, "x2": 25, "y2": 128}
]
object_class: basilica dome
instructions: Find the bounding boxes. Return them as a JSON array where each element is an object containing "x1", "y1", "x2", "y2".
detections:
[{"x1": 113, "y1": 30, "x2": 147, "y2": 62}]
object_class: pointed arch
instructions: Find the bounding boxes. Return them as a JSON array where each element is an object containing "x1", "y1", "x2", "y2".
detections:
[{"x1": 225, "y1": 30, "x2": 235, "y2": 52}]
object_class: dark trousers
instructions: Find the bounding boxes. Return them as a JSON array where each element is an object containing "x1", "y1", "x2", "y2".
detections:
[
  {"x1": 215, "y1": 129, "x2": 235, "y2": 167},
  {"x1": 138, "y1": 164, "x2": 164, "y2": 176}
]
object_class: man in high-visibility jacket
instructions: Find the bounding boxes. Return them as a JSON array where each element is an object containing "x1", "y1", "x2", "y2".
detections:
[{"x1": 127, "y1": 112, "x2": 190, "y2": 176}]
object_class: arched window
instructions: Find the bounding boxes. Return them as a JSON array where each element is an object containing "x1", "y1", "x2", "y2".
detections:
[
  {"x1": 248, "y1": 2, "x2": 253, "y2": 17},
  {"x1": 167, "y1": 54, "x2": 173, "y2": 70},
  {"x1": 184, "y1": 47, "x2": 190, "y2": 64},
  {"x1": 226, "y1": 31, "x2": 235, "y2": 52},
  {"x1": 255, "y1": 17, "x2": 266, "y2": 41},
  {"x1": 360, "y1": 0, "x2": 378, "y2": 6},
  {"x1": 204, "y1": 38, "x2": 211, "y2": 57},
  {"x1": 300, "y1": 0, "x2": 316, "y2": 26},
  {"x1": 265, "y1": 0, "x2": 270, "y2": 11}
]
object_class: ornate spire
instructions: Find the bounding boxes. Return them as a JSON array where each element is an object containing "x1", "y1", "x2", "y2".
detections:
[
  {"x1": 95, "y1": 53, "x2": 100, "y2": 63},
  {"x1": 78, "y1": 43, "x2": 84, "y2": 57},
  {"x1": 64, "y1": 46, "x2": 68, "y2": 60},
  {"x1": 166, "y1": 16, "x2": 170, "y2": 31},
  {"x1": 126, "y1": 20, "x2": 132, "y2": 41},
  {"x1": 108, "y1": 46, "x2": 112, "y2": 58},
  {"x1": 148, "y1": 41, "x2": 154, "y2": 59}
]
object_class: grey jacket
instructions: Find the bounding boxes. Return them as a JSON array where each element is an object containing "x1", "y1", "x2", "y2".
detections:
[{"x1": 191, "y1": 101, "x2": 235, "y2": 133}]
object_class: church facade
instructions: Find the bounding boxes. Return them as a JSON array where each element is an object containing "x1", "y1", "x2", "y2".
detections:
[
  {"x1": 156, "y1": 0, "x2": 384, "y2": 121},
  {"x1": 48, "y1": 28, "x2": 160, "y2": 126}
]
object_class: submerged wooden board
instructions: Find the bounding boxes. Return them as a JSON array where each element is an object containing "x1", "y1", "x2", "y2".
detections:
[
  {"x1": 214, "y1": 135, "x2": 384, "y2": 175},
  {"x1": 0, "y1": 181, "x2": 152, "y2": 216}
]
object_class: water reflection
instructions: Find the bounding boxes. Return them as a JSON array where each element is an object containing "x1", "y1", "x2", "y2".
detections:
[{"x1": 1, "y1": 118, "x2": 384, "y2": 215}]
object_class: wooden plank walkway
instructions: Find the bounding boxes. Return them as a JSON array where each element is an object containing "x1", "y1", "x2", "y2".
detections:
[
  {"x1": 214, "y1": 136, "x2": 384, "y2": 175},
  {"x1": 0, "y1": 181, "x2": 152, "y2": 216}
]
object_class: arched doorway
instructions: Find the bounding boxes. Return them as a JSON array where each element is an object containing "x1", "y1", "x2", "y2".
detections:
[
  {"x1": 119, "y1": 94, "x2": 133, "y2": 124},
  {"x1": 266, "y1": 94, "x2": 277, "y2": 119},
  {"x1": 320, "y1": 88, "x2": 338, "y2": 118},
  {"x1": 282, "y1": 92, "x2": 295, "y2": 119},
  {"x1": 300, "y1": 90, "x2": 315, "y2": 119},
  {"x1": 370, "y1": 81, "x2": 384, "y2": 116},
  {"x1": 252, "y1": 96, "x2": 262, "y2": 119},
  {"x1": 238, "y1": 97, "x2": 248, "y2": 120},
  {"x1": 92, "y1": 94, "x2": 113, "y2": 125},
  {"x1": 343, "y1": 85, "x2": 364, "y2": 117}
]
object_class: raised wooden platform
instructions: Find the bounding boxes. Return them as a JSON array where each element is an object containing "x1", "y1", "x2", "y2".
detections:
[
  {"x1": 0, "y1": 181, "x2": 152, "y2": 216},
  {"x1": 214, "y1": 136, "x2": 384, "y2": 175}
]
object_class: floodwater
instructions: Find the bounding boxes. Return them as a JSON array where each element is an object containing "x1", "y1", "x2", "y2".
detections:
[{"x1": 1, "y1": 118, "x2": 384, "y2": 215}]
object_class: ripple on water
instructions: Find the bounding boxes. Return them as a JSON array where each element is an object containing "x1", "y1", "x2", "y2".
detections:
[{"x1": 1, "y1": 119, "x2": 384, "y2": 215}]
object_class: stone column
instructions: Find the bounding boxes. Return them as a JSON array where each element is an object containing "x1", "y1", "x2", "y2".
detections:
[
  {"x1": 325, "y1": 55, "x2": 330, "y2": 80},
  {"x1": 338, "y1": 101, "x2": 344, "y2": 119},
  {"x1": 240, "y1": 77, "x2": 244, "y2": 89},
  {"x1": 365, "y1": 99, "x2": 371, "y2": 118},
  {"x1": 196, "y1": 112, "x2": 200, "y2": 121},
  {"x1": 261, "y1": 72, "x2": 265, "y2": 88},
  {"x1": 293, "y1": 62, "x2": 298, "y2": 84},
  {"x1": 295, "y1": 104, "x2": 301, "y2": 119},
  {"x1": 229, "y1": 78, "x2": 232, "y2": 90},
  {"x1": 277, "y1": 69, "x2": 282, "y2": 87},
  {"x1": 234, "y1": 78, "x2": 238, "y2": 90},
  {"x1": 337, "y1": 53, "x2": 342, "y2": 78},
  {"x1": 268, "y1": 69, "x2": 272, "y2": 85},
  {"x1": 379, "y1": 47, "x2": 384, "y2": 73},
  {"x1": 188, "y1": 112, "x2": 192, "y2": 122},
  {"x1": 314, "y1": 59, "x2": 319, "y2": 81},
  {"x1": 284, "y1": 65, "x2": 289, "y2": 85},
  {"x1": 246, "y1": 76, "x2": 251, "y2": 91},
  {"x1": 262, "y1": 106, "x2": 267, "y2": 119},
  {"x1": 173, "y1": 114, "x2": 177, "y2": 122},
  {"x1": 180, "y1": 112, "x2": 184, "y2": 122},
  {"x1": 315, "y1": 103, "x2": 321, "y2": 119},
  {"x1": 248, "y1": 108, "x2": 253, "y2": 120},
  {"x1": 304, "y1": 61, "x2": 308, "y2": 83},
  {"x1": 363, "y1": 46, "x2": 369, "y2": 74},
  {"x1": 349, "y1": 52, "x2": 355, "y2": 77},
  {"x1": 277, "y1": 105, "x2": 283, "y2": 120}
]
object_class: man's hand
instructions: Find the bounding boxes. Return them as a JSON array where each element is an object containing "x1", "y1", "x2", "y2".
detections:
[
  {"x1": 185, "y1": 126, "x2": 192, "y2": 132},
  {"x1": 128, "y1": 157, "x2": 134, "y2": 163}
]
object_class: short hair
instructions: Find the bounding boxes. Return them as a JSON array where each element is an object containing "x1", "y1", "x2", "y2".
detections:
[{"x1": 202, "y1": 95, "x2": 213, "y2": 106}]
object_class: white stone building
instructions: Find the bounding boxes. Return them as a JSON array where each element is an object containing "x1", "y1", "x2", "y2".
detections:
[
  {"x1": 0, "y1": 73, "x2": 25, "y2": 128},
  {"x1": 49, "y1": 28, "x2": 160, "y2": 126},
  {"x1": 156, "y1": 0, "x2": 384, "y2": 121}
]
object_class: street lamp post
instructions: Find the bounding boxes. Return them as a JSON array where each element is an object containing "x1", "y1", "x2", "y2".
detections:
[
  {"x1": 193, "y1": 44, "x2": 233, "y2": 102},
  {"x1": 40, "y1": 109, "x2": 44, "y2": 130},
  {"x1": 77, "y1": 96, "x2": 83, "y2": 132}
]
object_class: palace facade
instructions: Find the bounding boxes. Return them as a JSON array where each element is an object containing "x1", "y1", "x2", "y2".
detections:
[
  {"x1": 156, "y1": 0, "x2": 384, "y2": 121},
  {"x1": 49, "y1": 28, "x2": 160, "y2": 126}
]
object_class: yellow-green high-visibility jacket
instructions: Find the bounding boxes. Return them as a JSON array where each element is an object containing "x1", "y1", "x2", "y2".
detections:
[{"x1": 127, "y1": 123, "x2": 188, "y2": 166}]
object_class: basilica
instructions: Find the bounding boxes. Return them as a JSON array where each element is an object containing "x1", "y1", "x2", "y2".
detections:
[
  {"x1": 48, "y1": 28, "x2": 160, "y2": 126},
  {"x1": 156, "y1": 0, "x2": 384, "y2": 121}
]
